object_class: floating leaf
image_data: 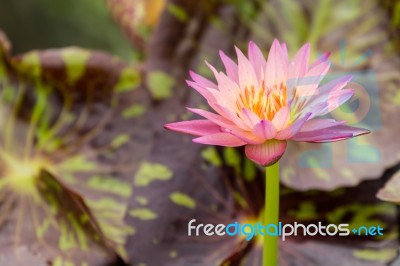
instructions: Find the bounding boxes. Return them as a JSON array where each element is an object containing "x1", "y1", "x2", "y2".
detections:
[
  {"x1": 0, "y1": 31, "x2": 139, "y2": 264},
  {"x1": 377, "y1": 171, "x2": 400, "y2": 204},
  {"x1": 12, "y1": 46, "x2": 140, "y2": 99},
  {"x1": 106, "y1": 0, "x2": 166, "y2": 49}
]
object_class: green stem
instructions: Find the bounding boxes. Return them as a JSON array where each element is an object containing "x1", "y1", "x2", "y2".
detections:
[{"x1": 263, "y1": 162, "x2": 280, "y2": 266}]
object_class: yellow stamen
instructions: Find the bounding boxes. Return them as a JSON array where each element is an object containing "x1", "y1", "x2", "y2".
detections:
[{"x1": 236, "y1": 82, "x2": 287, "y2": 120}]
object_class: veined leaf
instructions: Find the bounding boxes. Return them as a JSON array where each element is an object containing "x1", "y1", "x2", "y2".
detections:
[{"x1": 0, "y1": 30, "x2": 141, "y2": 265}]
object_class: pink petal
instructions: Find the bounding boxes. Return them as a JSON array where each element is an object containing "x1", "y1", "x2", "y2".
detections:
[
  {"x1": 219, "y1": 50, "x2": 239, "y2": 83},
  {"x1": 272, "y1": 106, "x2": 290, "y2": 131},
  {"x1": 292, "y1": 124, "x2": 370, "y2": 143},
  {"x1": 300, "y1": 118, "x2": 346, "y2": 132},
  {"x1": 318, "y1": 75, "x2": 352, "y2": 95},
  {"x1": 245, "y1": 140, "x2": 287, "y2": 166},
  {"x1": 205, "y1": 61, "x2": 221, "y2": 82},
  {"x1": 248, "y1": 41, "x2": 266, "y2": 82},
  {"x1": 300, "y1": 76, "x2": 352, "y2": 117},
  {"x1": 213, "y1": 71, "x2": 240, "y2": 99},
  {"x1": 187, "y1": 108, "x2": 237, "y2": 129},
  {"x1": 265, "y1": 39, "x2": 286, "y2": 88},
  {"x1": 309, "y1": 52, "x2": 330, "y2": 70},
  {"x1": 186, "y1": 82, "x2": 234, "y2": 121},
  {"x1": 186, "y1": 80, "x2": 216, "y2": 103},
  {"x1": 288, "y1": 43, "x2": 310, "y2": 78},
  {"x1": 235, "y1": 46, "x2": 259, "y2": 89},
  {"x1": 311, "y1": 102, "x2": 328, "y2": 114},
  {"x1": 224, "y1": 128, "x2": 264, "y2": 144},
  {"x1": 275, "y1": 113, "x2": 311, "y2": 140},
  {"x1": 241, "y1": 108, "x2": 261, "y2": 128},
  {"x1": 193, "y1": 133, "x2": 246, "y2": 147},
  {"x1": 281, "y1": 42, "x2": 289, "y2": 65},
  {"x1": 314, "y1": 89, "x2": 354, "y2": 117},
  {"x1": 253, "y1": 120, "x2": 277, "y2": 140},
  {"x1": 189, "y1": 70, "x2": 217, "y2": 89},
  {"x1": 164, "y1": 120, "x2": 221, "y2": 136},
  {"x1": 296, "y1": 60, "x2": 330, "y2": 98},
  {"x1": 215, "y1": 103, "x2": 250, "y2": 130}
]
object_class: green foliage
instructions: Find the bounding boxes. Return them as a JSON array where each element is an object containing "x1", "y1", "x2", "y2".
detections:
[
  {"x1": 115, "y1": 66, "x2": 141, "y2": 93},
  {"x1": 167, "y1": 3, "x2": 189, "y2": 22},
  {"x1": 134, "y1": 162, "x2": 173, "y2": 186},
  {"x1": 129, "y1": 208, "x2": 158, "y2": 220},
  {"x1": 201, "y1": 147, "x2": 222, "y2": 166},
  {"x1": 146, "y1": 71, "x2": 175, "y2": 100},
  {"x1": 169, "y1": 192, "x2": 196, "y2": 209},
  {"x1": 0, "y1": 0, "x2": 134, "y2": 58},
  {"x1": 122, "y1": 104, "x2": 146, "y2": 118}
]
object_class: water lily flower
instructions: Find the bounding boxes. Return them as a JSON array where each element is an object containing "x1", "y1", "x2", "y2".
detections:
[{"x1": 164, "y1": 40, "x2": 370, "y2": 166}]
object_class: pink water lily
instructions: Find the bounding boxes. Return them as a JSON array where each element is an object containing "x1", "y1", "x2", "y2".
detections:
[{"x1": 165, "y1": 40, "x2": 370, "y2": 166}]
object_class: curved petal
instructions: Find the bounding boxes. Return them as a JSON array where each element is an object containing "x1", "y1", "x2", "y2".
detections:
[
  {"x1": 235, "y1": 46, "x2": 258, "y2": 90},
  {"x1": 309, "y1": 52, "x2": 330, "y2": 70},
  {"x1": 241, "y1": 108, "x2": 261, "y2": 128},
  {"x1": 214, "y1": 104, "x2": 250, "y2": 130},
  {"x1": 187, "y1": 108, "x2": 237, "y2": 129},
  {"x1": 186, "y1": 80, "x2": 216, "y2": 103},
  {"x1": 280, "y1": 42, "x2": 289, "y2": 65},
  {"x1": 275, "y1": 113, "x2": 311, "y2": 140},
  {"x1": 219, "y1": 50, "x2": 238, "y2": 83},
  {"x1": 224, "y1": 128, "x2": 264, "y2": 144},
  {"x1": 253, "y1": 120, "x2": 277, "y2": 140},
  {"x1": 286, "y1": 43, "x2": 310, "y2": 98},
  {"x1": 295, "y1": 60, "x2": 330, "y2": 98},
  {"x1": 193, "y1": 133, "x2": 246, "y2": 147},
  {"x1": 272, "y1": 106, "x2": 290, "y2": 131},
  {"x1": 245, "y1": 140, "x2": 287, "y2": 166},
  {"x1": 248, "y1": 41, "x2": 266, "y2": 82},
  {"x1": 204, "y1": 60, "x2": 220, "y2": 76},
  {"x1": 312, "y1": 89, "x2": 354, "y2": 117},
  {"x1": 164, "y1": 120, "x2": 221, "y2": 136},
  {"x1": 265, "y1": 39, "x2": 286, "y2": 88},
  {"x1": 302, "y1": 89, "x2": 354, "y2": 118},
  {"x1": 306, "y1": 75, "x2": 352, "y2": 107},
  {"x1": 187, "y1": 80, "x2": 230, "y2": 119},
  {"x1": 317, "y1": 75, "x2": 352, "y2": 95},
  {"x1": 292, "y1": 124, "x2": 370, "y2": 143},
  {"x1": 189, "y1": 70, "x2": 217, "y2": 89},
  {"x1": 300, "y1": 118, "x2": 346, "y2": 132},
  {"x1": 213, "y1": 71, "x2": 240, "y2": 99},
  {"x1": 288, "y1": 43, "x2": 310, "y2": 78}
]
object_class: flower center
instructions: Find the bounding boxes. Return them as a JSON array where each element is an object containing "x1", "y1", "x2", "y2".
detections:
[
  {"x1": 0, "y1": 152, "x2": 46, "y2": 195},
  {"x1": 236, "y1": 82, "x2": 287, "y2": 120}
]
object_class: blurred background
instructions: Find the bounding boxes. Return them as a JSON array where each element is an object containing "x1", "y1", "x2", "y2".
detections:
[
  {"x1": 0, "y1": 0, "x2": 133, "y2": 57},
  {"x1": 0, "y1": 0, "x2": 399, "y2": 265}
]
